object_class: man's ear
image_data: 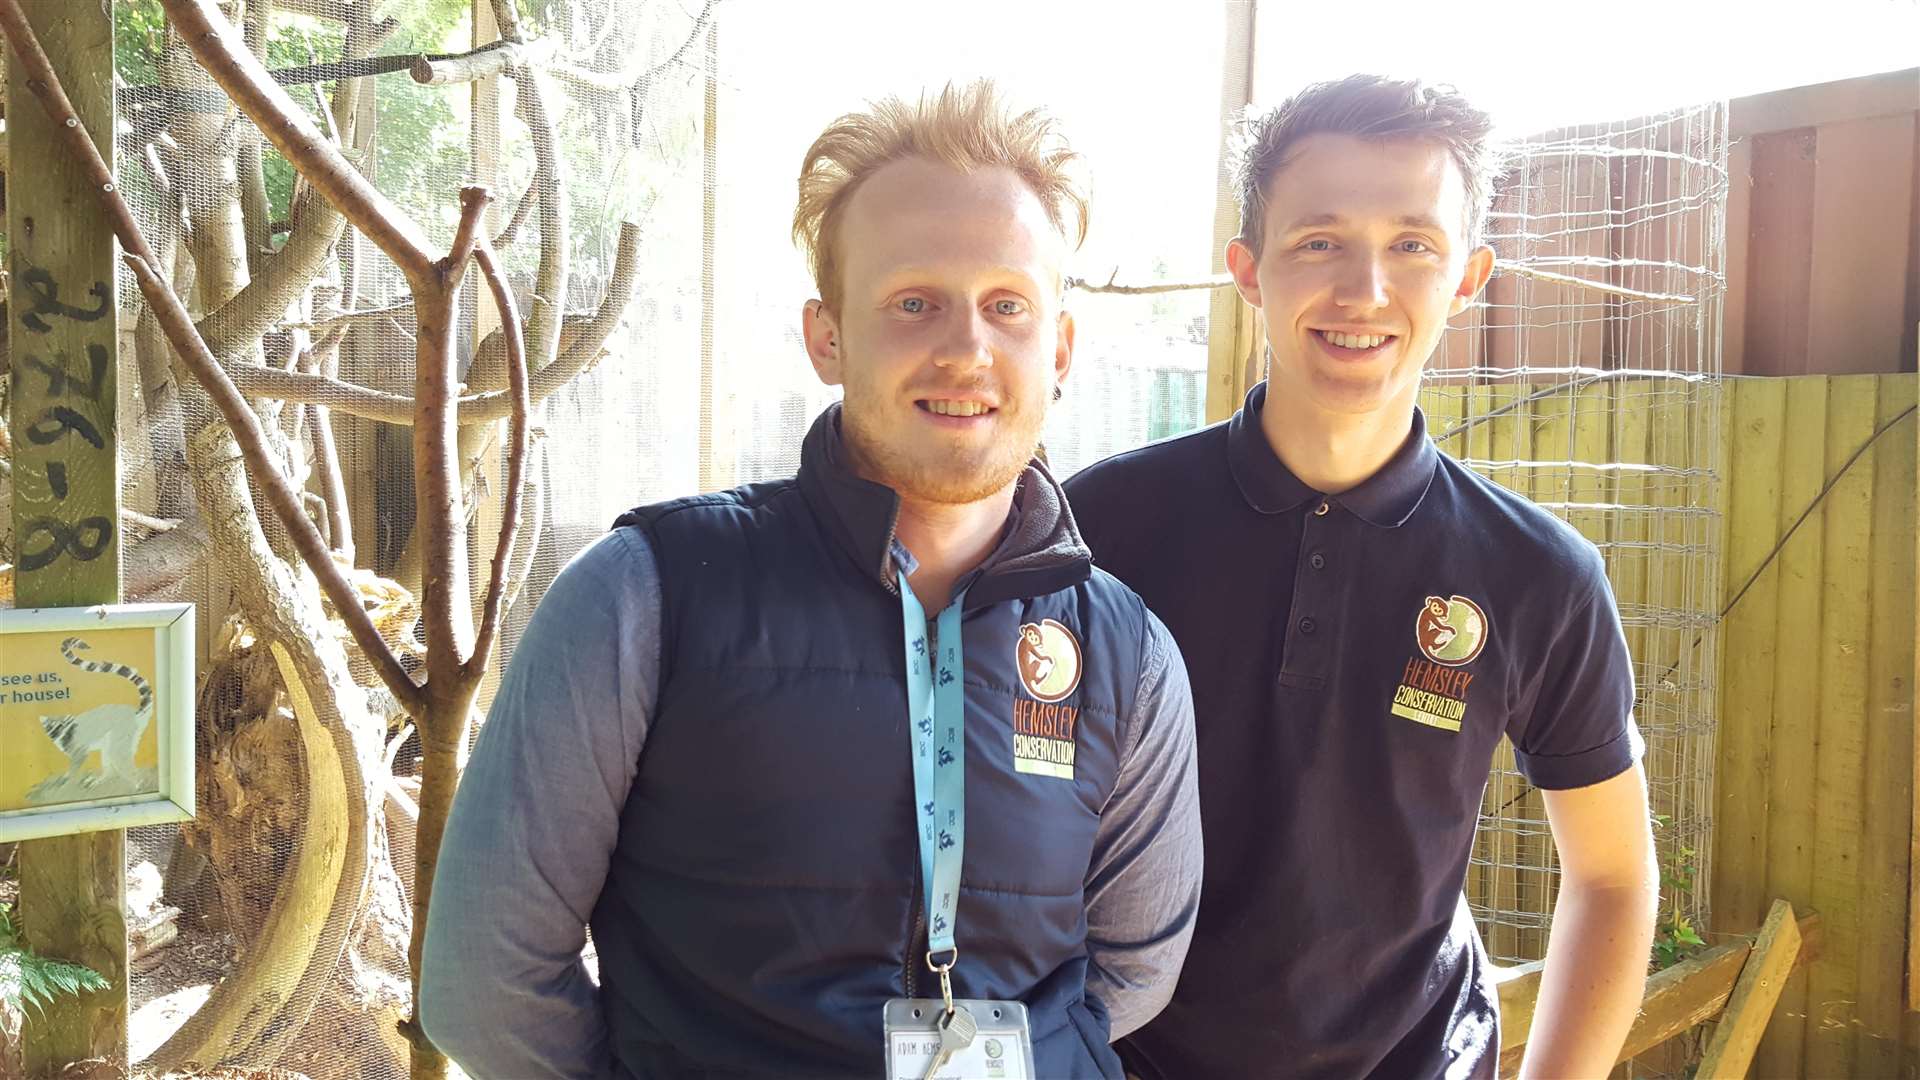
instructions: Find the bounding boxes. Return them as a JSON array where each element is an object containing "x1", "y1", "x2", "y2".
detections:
[
  {"x1": 1052, "y1": 308, "x2": 1076, "y2": 392},
  {"x1": 802, "y1": 299, "x2": 843, "y2": 385},
  {"x1": 1225, "y1": 237, "x2": 1263, "y2": 309},
  {"x1": 1448, "y1": 244, "x2": 1496, "y2": 319}
]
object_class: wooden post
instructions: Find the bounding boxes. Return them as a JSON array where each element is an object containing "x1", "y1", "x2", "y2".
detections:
[
  {"x1": 696, "y1": 20, "x2": 730, "y2": 492},
  {"x1": 1698, "y1": 899, "x2": 1802, "y2": 1078},
  {"x1": 5, "y1": 0, "x2": 129, "y2": 1072},
  {"x1": 1203, "y1": 0, "x2": 1259, "y2": 424}
]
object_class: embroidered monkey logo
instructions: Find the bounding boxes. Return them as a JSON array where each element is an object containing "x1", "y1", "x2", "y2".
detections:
[
  {"x1": 1415, "y1": 594, "x2": 1489, "y2": 667},
  {"x1": 1015, "y1": 619, "x2": 1082, "y2": 702}
]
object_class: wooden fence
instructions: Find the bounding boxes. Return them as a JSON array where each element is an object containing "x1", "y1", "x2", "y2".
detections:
[
  {"x1": 1710, "y1": 372, "x2": 1917, "y2": 1077},
  {"x1": 1427, "y1": 372, "x2": 1918, "y2": 1075}
]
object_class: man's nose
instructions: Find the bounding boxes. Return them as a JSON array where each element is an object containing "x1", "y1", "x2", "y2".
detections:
[
  {"x1": 932, "y1": 308, "x2": 994, "y2": 372},
  {"x1": 1332, "y1": 255, "x2": 1391, "y2": 311}
]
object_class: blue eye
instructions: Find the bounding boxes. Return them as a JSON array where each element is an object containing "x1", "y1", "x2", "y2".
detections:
[
  {"x1": 993, "y1": 299, "x2": 1026, "y2": 316},
  {"x1": 1398, "y1": 240, "x2": 1431, "y2": 254},
  {"x1": 1303, "y1": 239, "x2": 1334, "y2": 252},
  {"x1": 900, "y1": 297, "x2": 927, "y2": 314}
]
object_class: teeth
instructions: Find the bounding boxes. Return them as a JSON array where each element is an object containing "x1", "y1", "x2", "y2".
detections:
[
  {"x1": 927, "y1": 400, "x2": 989, "y2": 417},
  {"x1": 1325, "y1": 331, "x2": 1390, "y2": 350}
]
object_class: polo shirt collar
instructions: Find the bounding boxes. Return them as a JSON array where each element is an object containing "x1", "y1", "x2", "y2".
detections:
[{"x1": 1227, "y1": 380, "x2": 1439, "y2": 528}]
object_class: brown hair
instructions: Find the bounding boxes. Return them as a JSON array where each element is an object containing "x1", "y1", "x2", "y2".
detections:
[
  {"x1": 1237, "y1": 75, "x2": 1502, "y2": 254},
  {"x1": 793, "y1": 80, "x2": 1089, "y2": 310}
]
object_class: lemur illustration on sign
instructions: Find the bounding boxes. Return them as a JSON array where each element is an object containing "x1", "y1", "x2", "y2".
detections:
[{"x1": 27, "y1": 636, "x2": 158, "y2": 802}]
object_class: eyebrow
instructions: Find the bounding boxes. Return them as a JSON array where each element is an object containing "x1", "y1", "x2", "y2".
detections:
[
  {"x1": 1280, "y1": 213, "x2": 1449, "y2": 233},
  {"x1": 873, "y1": 265, "x2": 1052, "y2": 293}
]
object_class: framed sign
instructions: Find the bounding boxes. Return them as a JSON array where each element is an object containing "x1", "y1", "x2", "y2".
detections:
[{"x1": 0, "y1": 603, "x2": 195, "y2": 841}]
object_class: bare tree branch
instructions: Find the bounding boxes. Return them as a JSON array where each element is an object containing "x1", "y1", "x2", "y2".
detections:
[
  {"x1": 198, "y1": 180, "x2": 347, "y2": 358},
  {"x1": 413, "y1": 188, "x2": 492, "y2": 702},
  {"x1": 301, "y1": 326, "x2": 354, "y2": 561},
  {"x1": 491, "y1": 0, "x2": 568, "y2": 376},
  {"x1": 1067, "y1": 272, "x2": 1233, "y2": 296},
  {"x1": 463, "y1": 237, "x2": 530, "y2": 681},
  {"x1": 229, "y1": 220, "x2": 644, "y2": 424},
  {"x1": 159, "y1": 0, "x2": 437, "y2": 282},
  {"x1": 467, "y1": 219, "x2": 642, "y2": 392},
  {"x1": 1063, "y1": 262, "x2": 1697, "y2": 305},
  {"x1": 409, "y1": 38, "x2": 550, "y2": 86},
  {"x1": 0, "y1": 0, "x2": 427, "y2": 715}
]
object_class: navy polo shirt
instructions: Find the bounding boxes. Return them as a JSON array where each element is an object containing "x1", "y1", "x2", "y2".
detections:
[{"x1": 1064, "y1": 382, "x2": 1641, "y2": 1080}]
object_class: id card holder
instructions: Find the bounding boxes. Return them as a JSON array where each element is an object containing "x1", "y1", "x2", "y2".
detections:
[{"x1": 883, "y1": 998, "x2": 1036, "y2": 1080}]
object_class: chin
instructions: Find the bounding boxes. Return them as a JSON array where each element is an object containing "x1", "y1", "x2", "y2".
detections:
[{"x1": 893, "y1": 450, "x2": 1031, "y2": 505}]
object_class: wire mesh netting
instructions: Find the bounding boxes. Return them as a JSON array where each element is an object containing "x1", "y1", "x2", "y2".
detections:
[{"x1": 1419, "y1": 103, "x2": 1728, "y2": 972}]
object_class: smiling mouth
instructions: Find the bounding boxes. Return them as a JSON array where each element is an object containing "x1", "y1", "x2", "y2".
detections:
[
  {"x1": 917, "y1": 399, "x2": 996, "y2": 418},
  {"x1": 1314, "y1": 329, "x2": 1398, "y2": 355}
]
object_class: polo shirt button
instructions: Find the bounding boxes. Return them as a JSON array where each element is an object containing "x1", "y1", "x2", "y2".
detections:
[
  {"x1": 1299, "y1": 616, "x2": 1317, "y2": 634},
  {"x1": 1309, "y1": 552, "x2": 1326, "y2": 570},
  {"x1": 1314, "y1": 501, "x2": 1330, "y2": 516}
]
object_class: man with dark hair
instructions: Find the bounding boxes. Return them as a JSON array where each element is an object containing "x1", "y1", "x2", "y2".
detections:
[
  {"x1": 421, "y1": 83, "x2": 1201, "y2": 1080},
  {"x1": 1066, "y1": 74, "x2": 1658, "y2": 1079}
]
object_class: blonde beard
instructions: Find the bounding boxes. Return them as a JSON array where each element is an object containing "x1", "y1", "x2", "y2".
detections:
[{"x1": 841, "y1": 410, "x2": 1039, "y2": 506}]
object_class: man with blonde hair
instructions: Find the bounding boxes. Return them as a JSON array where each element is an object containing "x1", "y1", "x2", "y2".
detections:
[{"x1": 421, "y1": 81, "x2": 1201, "y2": 1080}]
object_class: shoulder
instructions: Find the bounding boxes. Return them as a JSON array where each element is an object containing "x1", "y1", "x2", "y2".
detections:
[
  {"x1": 616, "y1": 477, "x2": 801, "y2": 532},
  {"x1": 536, "y1": 528, "x2": 660, "y2": 626},
  {"x1": 1428, "y1": 451, "x2": 1609, "y2": 597},
  {"x1": 1064, "y1": 421, "x2": 1229, "y2": 503}
]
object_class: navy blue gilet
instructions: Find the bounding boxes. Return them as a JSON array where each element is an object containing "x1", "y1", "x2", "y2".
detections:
[{"x1": 593, "y1": 408, "x2": 1148, "y2": 1079}]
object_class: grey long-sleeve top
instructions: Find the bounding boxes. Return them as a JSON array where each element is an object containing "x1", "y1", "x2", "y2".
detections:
[{"x1": 418, "y1": 527, "x2": 1202, "y2": 1080}]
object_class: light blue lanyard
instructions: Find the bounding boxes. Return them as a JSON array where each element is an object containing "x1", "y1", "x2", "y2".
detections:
[{"x1": 899, "y1": 572, "x2": 967, "y2": 966}]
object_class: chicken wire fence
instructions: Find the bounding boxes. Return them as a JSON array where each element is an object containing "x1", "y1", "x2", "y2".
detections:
[{"x1": 1420, "y1": 102, "x2": 1728, "y2": 971}]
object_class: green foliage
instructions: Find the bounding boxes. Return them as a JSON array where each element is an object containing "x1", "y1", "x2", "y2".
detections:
[
  {"x1": 0, "y1": 901, "x2": 110, "y2": 1020},
  {"x1": 1650, "y1": 813, "x2": 1706, "y2": 969},
  {"x1": 113, "y1": 0, "x2": 167, "y2": 87}
]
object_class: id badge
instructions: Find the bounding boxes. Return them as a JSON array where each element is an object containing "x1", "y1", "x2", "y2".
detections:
[{"x1": 883, "y1": 998, "x2": 1035, "y2": 1080}]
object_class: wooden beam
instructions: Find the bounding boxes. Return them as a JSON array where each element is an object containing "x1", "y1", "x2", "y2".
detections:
[
  {"x1": 695, "y1": 19, "x2": 729, "y2": 492},
  {"x1": 1730, "y1": 67, "x2": 1920, "y2": 139},
  {"x1": 5, "y1": 0, "x2": 129, "y2": 1071},
  {"x1": 1497, "y1": 912, "x2": 1823, "y2": 1075},
  {"x1": 1697, "y1": 899, "x2": 1802, "y2": 1078},
  {"x1": 1203, "y1": 0, "x2": 1258, "y2": 424}
]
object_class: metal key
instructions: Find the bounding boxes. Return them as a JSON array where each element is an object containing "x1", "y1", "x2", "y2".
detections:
[{"x1": 922, "y1": 1005, "x2": 978, "y2": 1079}]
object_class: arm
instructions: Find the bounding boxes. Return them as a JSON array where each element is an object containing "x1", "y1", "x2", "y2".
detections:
[
  {"x1": 1083, "y1": 612, "x2": 1202, "y2": 1039},
  {"x1": 1506, "y1": 568, "x2": 1655, "y2": 1079},
  {"x1": 1521, "y1": 765, "x2": 1659, "y2": 1079},
  {"x1": 418, "y1": 528, "x2": 660, "y2": 1080}
]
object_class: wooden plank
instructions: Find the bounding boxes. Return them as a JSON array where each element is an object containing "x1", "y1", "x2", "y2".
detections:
[
  {"x1": 1731, "y1": 67, "x2": 1920, "y2": 139},
  {"x1": 1202, "y1": 0, "x2": 1256, "y2": 424},
  {"x1": 1806, "y1": 115, "x2": 1918, "y2": 375},
  {"x1": 6, "y1": 1, "x2": 129, "y2": 1071},
  {"x1": 695, "y1": 21, "x2": 730, "y2": 491},
  {"x1": 1711, "y1": 378, "x2": 1788, "y2": 941},
  {"x1": 1611, "y1": 379, "x2": 1654, "y2": 698},
  {"x1": 1753, "y1": 376, "x2": 1830, "y2": 1077},
  {"x1": 1858, "y1": 374, "x2": 1916, "y2": 1070},
  {"x1": 1499, "y1": 912, "x2": 1825, "y2": 1074},
  {"x1": 1803, "y1": 375, "x2": 1879, "y2": 1080},
  {"x1": 1699, "y1": 899, "x2": 1803, "y2": 1078},
  {"x1": 1723, "y1": 138, "x2": 1752, "y2": 375},
  {"x1": 1741, "y1": 129, "x2": 1817, "y2": 378}
]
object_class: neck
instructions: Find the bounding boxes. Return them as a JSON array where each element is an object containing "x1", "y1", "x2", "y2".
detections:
[
  {"x1": 1261, "y1": 386, "x2": 1416, "y2": 494},
  {"x1": 895, "y1": 484, "x2": 1016, "y2": 612}
]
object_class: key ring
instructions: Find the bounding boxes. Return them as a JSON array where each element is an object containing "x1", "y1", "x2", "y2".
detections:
[{"x1": 926, "y1": 947, "x2": 959, "y2": 1016}]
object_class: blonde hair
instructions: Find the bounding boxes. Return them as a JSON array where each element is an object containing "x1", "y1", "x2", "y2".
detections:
[{"x1": 793, "y1": 80, "x2": 1089, "y2": 310}]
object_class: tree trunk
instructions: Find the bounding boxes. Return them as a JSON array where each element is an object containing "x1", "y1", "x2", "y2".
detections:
[{"x1": 143, "y1": 419, "x2": 398, "y2": 1075}]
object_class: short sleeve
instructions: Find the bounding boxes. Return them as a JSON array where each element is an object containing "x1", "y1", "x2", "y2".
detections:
[{"x1": 1507, "y1": 577, "x2": 1643, "y2": 790}]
